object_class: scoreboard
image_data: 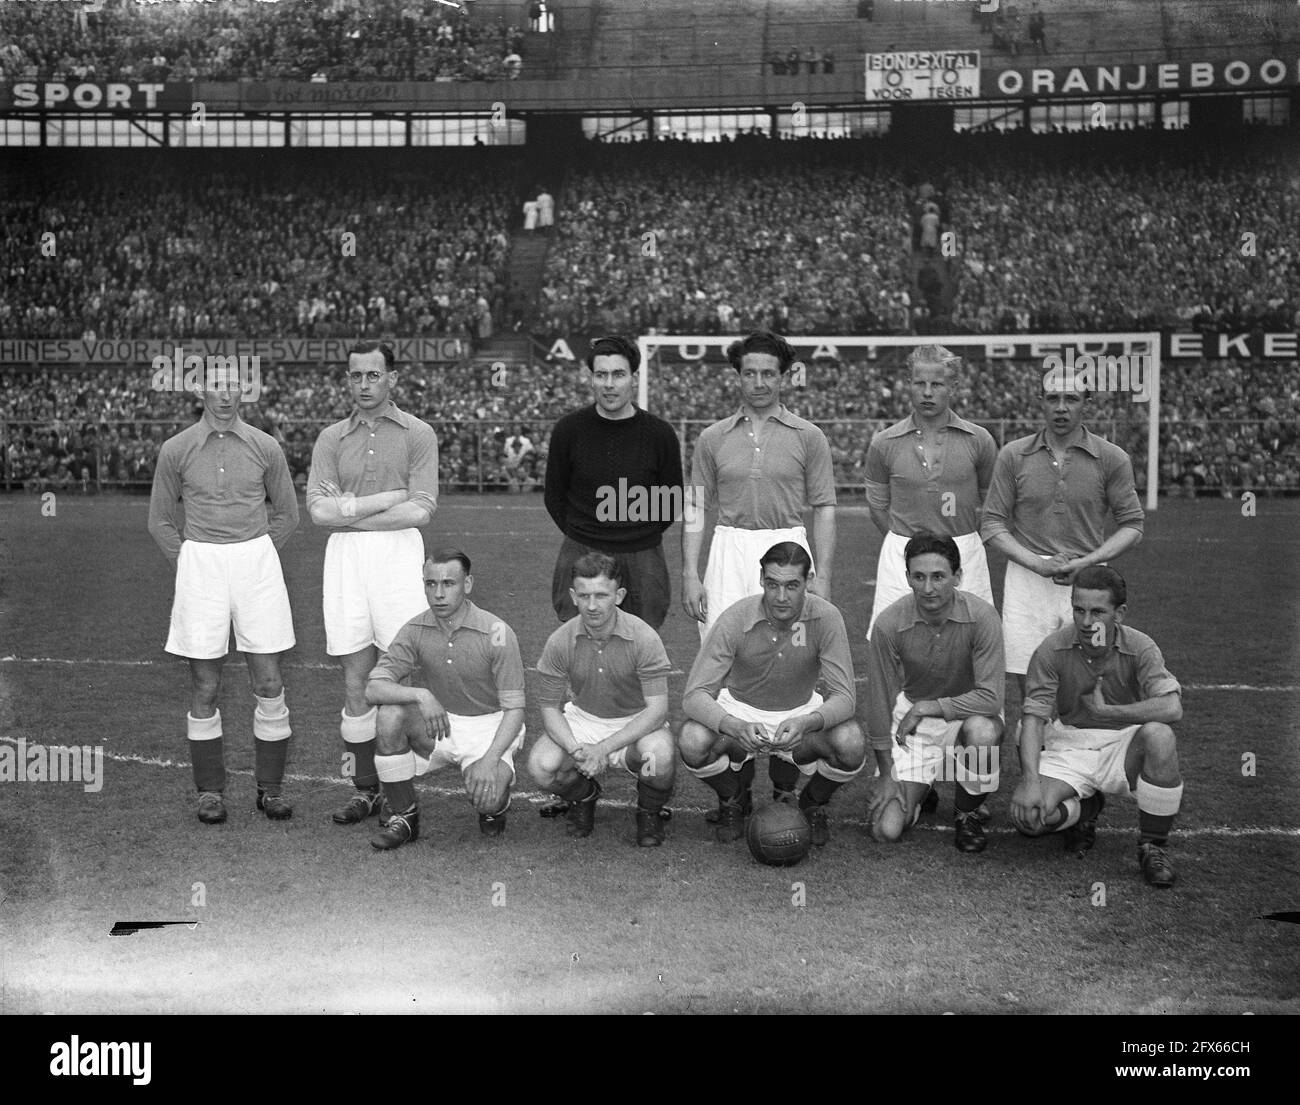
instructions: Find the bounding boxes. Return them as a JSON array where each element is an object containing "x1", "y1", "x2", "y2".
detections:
[{"x1": 864, "y1": 50, "x2": 981, "y2": 101}]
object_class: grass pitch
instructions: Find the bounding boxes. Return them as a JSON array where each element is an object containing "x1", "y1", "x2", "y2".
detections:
[{"x1": 1, "y1": 493, "x2": 1297, "y2": 1014}]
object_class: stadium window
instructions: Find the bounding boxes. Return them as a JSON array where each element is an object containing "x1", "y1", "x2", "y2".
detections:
[
  {"x1": 46, "y1": 117, "x2": 164, "y2": 147},
  {"x1": 954, "y1": 105, "x2": 1022, "y2": 133},
  {"x1": 583, "y1": 115, "x2": 652, "y2": 142},
  {"x1": 169, "y1": 115, "x2": 285, "y2": 148},
  {"x1": 0, "y1": 119, "x2": 42, "y2": 146},
  {"x1": 1161, "y1": 100, "x2": 1190, "y2": 129},
  {"x1": 655, "y1": 111, "x2": 769, "y2": 141},
  {"x1": 289, "y1": 116, "x2": 407, "y2": 147},
  {"x1": 1243, "y1": 94, "x2": 1290, "y2": 125},
  {"x1": 1029, "y1": 99, "x2": 1154, "y2": 133},
  {"x1": 410, "y1": 114, "x2": 525, "y2": 146}
]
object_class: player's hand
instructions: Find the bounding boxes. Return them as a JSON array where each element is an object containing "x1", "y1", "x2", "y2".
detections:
[
  {"x1": 571, "y1": 743, "x2": 607, "y2": 779},
  {"x1": 769, "y1": 714, "x2": 815, "y2": 751},
  {"x1": 464, "y1": 755, "x2": 502, "y2": 808},
  {"x1": 1040, "y1": 553, "x2": 1073, "y2": 580},
  {"x1": 894, "y1": 702, "x2": 927, "y2": 748},
  {"x1": 866, "y1": 772, "x2": 903, "y2": 829},
  {"x1": 1010, "y1": 778, "x2": 1046, "y2": 833},
  {"x1": 721, "y1": 715, "x2": 767, "y2": 753},
  {"x1": 1077, "y1": 681, "x2": 1111, "y2": 723},
  {"x1": 806, "y1": 575, "x2": 830, "y2": 600},
  {"x1": 682, "y1": 575, "x2": 707, "y2": 624},
  {"x1": 416, "y1": 690, "x2": 449, "y2": 743}
]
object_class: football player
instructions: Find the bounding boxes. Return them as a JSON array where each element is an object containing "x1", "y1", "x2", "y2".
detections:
[
  {"x1": 1010, "y1": 566, "x2": 1183, "y2": 888},
  {"x1": 528, "y1": 553, "x2": 676, "y2": 846},
  {"x1": 864, "y1": 533, "x2": 1005, "y2": 853},
  {"x1": 679, "y1": 541, "x2": 865, "y2": 847},
  {"x1": 363, "y1": 549, "x2": 527, "y2": 850}
]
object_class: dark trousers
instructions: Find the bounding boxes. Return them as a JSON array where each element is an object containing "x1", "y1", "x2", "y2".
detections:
[{"x1": 551, "y1": 536, "x2": 671, "y2": 629}]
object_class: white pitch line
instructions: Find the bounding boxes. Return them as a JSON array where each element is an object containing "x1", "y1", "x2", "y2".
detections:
[
  {"x1": 0, "y1": 656, "x2": 1295, "y2": 692},
  {"x1": 1, "y1": 737, "x2": 1295, "y2": 838}
]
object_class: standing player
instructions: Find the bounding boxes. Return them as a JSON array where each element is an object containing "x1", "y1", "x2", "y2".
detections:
[
  {"x1": 679, "y1": 542, "x2": 865, "y2": 846},
  {"x1": 362, "y1": 549, "x2": 526, "y2": 851},
  {"x1": 528, "y1": 553, "x2": 677, "y2": 846},
  {"x1": 865, "y1": 345, "x2": 997, "y2": 636},
  {"x1": 682, "y1": 330, "x2": 837, "y2": 640},
  {"x1": 981, "y1": 380, "x2": 1145, "y2": 711},
  {"x1": 307, "y1": 341, "x2": 438, "y2": 827},
  {"x1": 148, "y1": 365, "x2": 299, "y2": 824},
  {"x1": 863, "y1": 534, "x2": 1005, "y2": 853},
  {"x1": 544, "y1": 335, "x2": 683, "y2": 630},
  {"x1": 1010, "y1": 567, "x2": 1183, "y2": 888}
]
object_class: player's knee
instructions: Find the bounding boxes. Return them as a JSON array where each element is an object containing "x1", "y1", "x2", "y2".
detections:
[
  {"x1": 827, "y1": 720, "x2": 866, "y2": 770},
  {"x1": 526, "y1": 741, "x2": 557, "y2": 784},
  {"x1": 872, "y1": 799, "x2": 906, "y2": 843},
  {"x1": 641, "y1": 730, "x2": 676, "y2": 778},
  {"x1": 374, "y1": 704, "x2": 408, "y2": 747},
  {"x1": 1137, "y1": 722, "x2": 1177, "y2": 760},
  {"x1": 249, "y1": 671, "x2": 283, "y2": 699},
  {"x1": 190, "y1": 676, "x2": 220, "y2": 710},
  {"x1": 677, "y1": 721, "x2": 713, "y2": 765},
  {"x1": 961, "y1": 715, "x2": 1001, "y2": 745}
]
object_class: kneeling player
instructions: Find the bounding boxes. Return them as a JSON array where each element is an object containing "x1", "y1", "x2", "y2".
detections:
[
  {"x1": 679, "y1": 542, "x2": 865, "y2": 846},
  {"x1": 528, "y1": 553, "x2": 676, "y2": 846},
  {"x1": 1010, "y1": 566, "x2": 1183, "y2": 888},
  {"x1": 864, "y1": 534, "x2": 1005, "y2": 852},
  {"x1": 364, "y1": 549, "x2": 526, "y2": 850}
]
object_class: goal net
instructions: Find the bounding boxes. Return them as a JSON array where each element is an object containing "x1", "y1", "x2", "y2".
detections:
[{"x1": 636, "y1": 333, "x2": 1161, "y2": 511}]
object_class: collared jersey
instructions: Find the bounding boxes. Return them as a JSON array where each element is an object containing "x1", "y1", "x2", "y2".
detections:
[
  {"x1": 690, "y1": 406, "x2": 836, "y2": 530},
  {"x1": 683, "y1": 592, "x2": 856, "y2": 731},
  {"x1": 980, "y1": 426, "x2": 1144, "y2": 558},
  {"x1": 536, "y1": 607, "x2": 672, "y2": 718},
  {"x1": 306, "y1": 399, "x2": 439, "y2": 531},
  {"x1": 864, "y1": 590, "x2": 1005, "y2": 750},
  {"x1": 1022, "y1": 623, "x2": 1180, "y2": 731},
  {"x1": 864, "y1": 410, "x2": 997, "y2": 536},
  {"x1": 148, "y1": 411, "x2": 299, "y2": 562},
  {"x1": 367, "y1": 601, "x2": 526, "y2": 716}
]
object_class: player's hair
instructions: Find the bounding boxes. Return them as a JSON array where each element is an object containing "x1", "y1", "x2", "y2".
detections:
[
  {"x1": 759, "y1": 541, "x2": 812, "y2": 580},
  {"x1": 1073, "y1": 565, "x2": 1126, "y2": 607},
  {"x1": 585, "y1": 335, "x2": 641, "y2": 373},
  {"x1": 426, "y1": 548, "x2": 472, "y2": 576},
  {"x1": 727, "y1": 330, "x2": 796, "y2": 374},
  {"x1": 348, "y1": 340, "x2": 396, "y2": 372},
  {"x1": 906, "y1": 343, "x2": 962, "y2": 382},
  {"x1": 903, "y1": 532, "x2": 961, "y2": 575},
  {"x1": 1042, "y1": 377, "x2": 1091, "y2": 400},
  {"x1": 571, "y1": 551, "x2": 623, "y2": 588}
]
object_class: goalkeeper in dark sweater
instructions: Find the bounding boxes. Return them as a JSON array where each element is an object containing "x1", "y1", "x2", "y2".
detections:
[{"x1": 543, "y1": 335, "x2": 685, "y2": 630}]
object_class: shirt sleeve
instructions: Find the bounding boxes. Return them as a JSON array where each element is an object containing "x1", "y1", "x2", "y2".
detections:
[
  {"x1": 405, "y1": 420, "x2": 439, "y2": 517},
  {"x1": 804, "y1": 426, "x2": 838, "y2": 508},
  {"x1": 1020, "y1": 641, "x2": 1062, "y2": 722},
  {"x1": 305, "y1": 425, "x2": 339, "y2": 516},
  {"x1": 863, "y1": 431, "x2": 892, "y2": 513},
  {"x1": 534, "y1": 627, "x2": 571, "y2": 709},
  {"x1": 490, "y1": 622, "x2": 528, "y2": 711},
  {"x1": 635, "y1": 627, "x2": 673, "y2": 700},
  {"x1": 813, "y1": 606, "x2": 856, "y2": 728},
  {"x1": 263, "y1": 437, "x2": 300, "y2": 550},
  {"x1": 974, "y1": 428, "x2": 998, "y2": 503},
  {"x1": 1104, "y1": 447, "x2": 1145, "y2": 533},
  {"x1": 682, "y1": 616, "x2": 737, "y2": 731},
  {"x1": 864, "y1": 617, "x2": 903, "y2": 751},
  {"x1": 689, "y1": 430, "x2": 717, "y2": 514},
  {"x1": 543, "y1": 419, "x2": 570, "y2": 532},
  {"x1": 937, "y1": 609, "x2": 1005, "y2": 721},
  {"x1": 1135, "y1": 638, "x2": 1181, "y2": 702},
  {"x1": 656, "y1": 420, "x2": 685, "y2": 533},
  {"x1": 147, "y1": 440, "x2": 185, "y2": 563},
  {"x1": 979, "y1": 445, "x2": 1016, "y2": 543},
  {"x1": 369, "y1": 625, "x2": 420, "y2": 685}
]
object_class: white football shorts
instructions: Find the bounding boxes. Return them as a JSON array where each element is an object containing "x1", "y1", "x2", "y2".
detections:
[
  {"x1": 1036, "y1": 721, "x2": 1140, "y2": 799},
  {"x1": 716, "y1": 687, "x2": 824, "y2": 773},
  {"x1": 563, "y1": 702, "x2": 669, "y2": 773},
  {"x1": 166, "y1": 534, "x2": 295, "y2": 659},
  {"x1": 323, "y1": 528, "x2": 427, "y2": 655},
  {"x1": 412, "y1": 710, "x2": 525, "y2": 780}
]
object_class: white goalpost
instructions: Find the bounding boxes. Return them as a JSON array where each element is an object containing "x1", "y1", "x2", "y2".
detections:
[{"x1": 636, "y1": 332, "x2": 1162, "y2": 511}]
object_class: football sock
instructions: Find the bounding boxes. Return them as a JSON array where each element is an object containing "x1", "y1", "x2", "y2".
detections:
[
  {"x1": 769, "y1": 756, "x2": 800, "y2": 795},
  {"x1": 252, "y1": 692, "x2": 291, "y2": 792},
  {"x1": 375, "y1": 751, "x2": 417, "y2": 815},
  {"x1": 637, "y1": 777, "x2": 671, "y2": 813},
  {"x1": 555, "y1": 774, "x2": 598, "y2": 804},
  {"x1": 952, "y1": 786, "x2": 988, "y2": 815},
  {"x1": 735, "y1": 756, "x2": 756, "y2": 792},
  {"x1": 341, "y1": 706, "x2": 378, "y2": 791},
  {"x1": 187, "y1": 710, "x2": 225, "y2": 793},
  {"x1": 1048, "y1": 798, "x2": 1079, "y2": 831},
  {"x1": 1078, "y1": 792, "x2": 1105, "y2": 823},
  {"x1": 1136, "y1": 777, "x2": 1182, "y2": 845},
  {"x1": 799, "y1": 771, "x2": 841, "y2": 809},
  {"x1": 685, "y1": 755, "x2": 741, "y2": 800}
]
